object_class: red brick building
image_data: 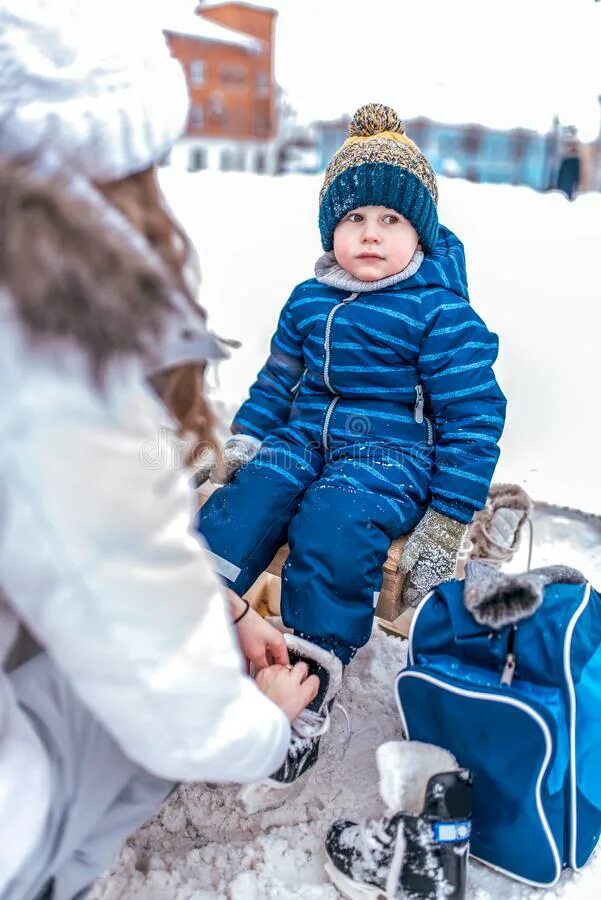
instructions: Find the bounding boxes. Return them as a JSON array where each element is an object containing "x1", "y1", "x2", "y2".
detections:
[{"x1": 163, "y1": 1, "x2": 278, "y2": 173}]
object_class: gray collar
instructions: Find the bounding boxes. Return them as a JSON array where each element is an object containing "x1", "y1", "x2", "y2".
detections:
[{"x1": 314, "y1": 247, "x2": 424, "y2": 293}]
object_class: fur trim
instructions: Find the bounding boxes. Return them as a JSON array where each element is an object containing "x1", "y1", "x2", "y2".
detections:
[
  {"x1": 0, "y1": 156, "x2": 176, "y2": 375},
  {"x1": 484, "y1": 483, "x2": 533, "y2": 512},
  {"x1": 468, "y1": 483, "x2": 532, "y2": 564},
  {"x1": 464, "y1": 561, "x2": 586, "y2": 629},
  {"x1": 377, "y1": 741, "x2": 458, "y2": 816}
]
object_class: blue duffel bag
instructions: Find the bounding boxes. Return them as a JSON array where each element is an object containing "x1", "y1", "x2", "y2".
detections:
[{"x1": 396, "y1": 562, "x2": 601, "y2": 887}]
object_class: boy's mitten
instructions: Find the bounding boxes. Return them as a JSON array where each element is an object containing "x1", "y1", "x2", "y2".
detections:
[
  {"x1": 193, "y1": 434, "x2": 261, "y2": 487},
  {"x1": 399, "y1": 508, "x2": 468, "y2": 607}
]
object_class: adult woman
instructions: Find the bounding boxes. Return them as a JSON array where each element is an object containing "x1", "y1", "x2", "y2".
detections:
[{"x1": 0, "y1": 2, "x2": 317, "y2": 898}]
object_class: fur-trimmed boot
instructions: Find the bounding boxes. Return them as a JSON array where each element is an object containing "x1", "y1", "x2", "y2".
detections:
[
  {"x1": 240, "y1": 633, "x2": 345, "y2": 812},
  {"x1": 468, "y1": 483, "x2": 532, "y2": 568},
  {"x1": 325, "y1": 741, "x2": 472, "y2": 900}
]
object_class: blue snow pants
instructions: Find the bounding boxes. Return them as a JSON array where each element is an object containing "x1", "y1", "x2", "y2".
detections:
[{"x1": 196, "y1": 422, "x2": 433, "y2": 663}]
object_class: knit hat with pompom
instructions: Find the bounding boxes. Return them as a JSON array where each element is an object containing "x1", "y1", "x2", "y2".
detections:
[{"x1": 318, "y1": 103, "x2": 439, "y2": 253}]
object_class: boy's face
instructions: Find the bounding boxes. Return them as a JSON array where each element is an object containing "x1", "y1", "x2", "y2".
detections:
[{"x1": 333, "y1": 206, "x2": 420, "y2": 282}]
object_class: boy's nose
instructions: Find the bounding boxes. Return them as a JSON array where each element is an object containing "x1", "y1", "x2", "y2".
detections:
[{"x1": 361, "y1": 226, "x2": 380, "y2": 243}]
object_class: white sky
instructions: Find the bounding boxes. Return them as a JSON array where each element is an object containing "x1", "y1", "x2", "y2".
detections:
[{"x1": 258, "y1": 0, "x2": 601, "y2": 139}]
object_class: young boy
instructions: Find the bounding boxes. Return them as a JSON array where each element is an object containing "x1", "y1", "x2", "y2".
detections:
[{"x1": 197, "y1": 103, "x2": 506, "y2": 792}]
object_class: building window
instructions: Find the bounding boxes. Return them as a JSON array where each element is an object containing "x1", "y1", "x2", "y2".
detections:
[
  {"x1": 220, "y1": 148, "x2": 234, "y2": 172},
  {"x1": 510, "y1": 131, "x2": 529, "y2": 163},
  {"x1": 256, "y1": 71, "x2": 269, "y2": 97},
  {"x1": 209, "y1": 92, "x2": 225, "y2": 121},
  {"x1": 188, "y1": 147, "x2": 207, "y2": 172},
  {"x1": 190, "y1": 59, "x2": 205, "y2": 86},
  {"x1": 189, "y1": 104, "x2": 204, "y2": 129},
  {"x1": 462, "y1": 126, "x2": 482, "y2": 157},
  {"x1": 255, "y1": 113, "x2": 269, "y2": 137},
  {"x1": 255, "y1": 150, "x2": 266, "y2": 173},
  {"x1": 219, "y1": 63, "x2": 247, "y2": 86}
]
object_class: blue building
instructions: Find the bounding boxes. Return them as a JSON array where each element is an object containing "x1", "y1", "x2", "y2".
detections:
[{"x1": 313, "y1": 115, "x2": 561, "y2": 191}]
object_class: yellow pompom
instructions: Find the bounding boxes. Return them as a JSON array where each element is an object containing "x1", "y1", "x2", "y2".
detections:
[{"x1": 348, "y1": 103, "x2": 405, "y2": 138}]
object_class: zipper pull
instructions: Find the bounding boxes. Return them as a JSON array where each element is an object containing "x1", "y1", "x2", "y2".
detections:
[
  {"x1": 289, "y1": 368, "x2": 307, "y2": 394},
  {"x1": 414, "y1": 384, "x2": 424, "y2": 424},
  {"x1": 500, "y1": 653, "x2": 516, "y2": 686}
]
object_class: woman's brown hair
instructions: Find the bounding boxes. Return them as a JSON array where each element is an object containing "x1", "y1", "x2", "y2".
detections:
[{"x1": 98, "y1": 167, "x2": 216, "y2": 460}]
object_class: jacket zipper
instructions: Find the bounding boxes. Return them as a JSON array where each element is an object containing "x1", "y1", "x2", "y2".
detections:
[
  {"x1": 321, "y1": 396, "x2": 340, "y2": 450},
  {"x1": 414, "y1": 384, "x2": 434, "y2": 445},
  {"x1": 323, "y1": 292, "x2": 358, "y2": 392},
  {"x1": 414, "y1": 385, "x2": 425, "y2": 423},
  {"x1": 290, "y1": 367, "x2": 308, "y2": 395},
  {"x1": 321, "y1": 292, "x2": 358, "y2": 450}
]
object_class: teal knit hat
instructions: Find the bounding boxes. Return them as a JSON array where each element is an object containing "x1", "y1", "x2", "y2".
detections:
[{"x1": 318, "y1": 103, "x2": 439, "y2": 253}]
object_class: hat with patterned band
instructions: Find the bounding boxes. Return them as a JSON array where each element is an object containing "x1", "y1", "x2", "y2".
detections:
[{"x1": 318, "y1": 103, "x2": 439, "y2": 253}]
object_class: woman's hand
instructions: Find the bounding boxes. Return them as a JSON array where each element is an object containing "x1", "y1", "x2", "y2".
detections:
[
  {"x1": 229, "y1": 590, "x2": 289, "y2": 671},
  {"x1": 255, "y1": 662, "x2": 320, "y2": 723}
]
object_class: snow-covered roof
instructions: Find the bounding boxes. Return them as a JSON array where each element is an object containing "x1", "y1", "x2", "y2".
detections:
[
  {"x1": 162, "y1": 3, "x2": 263, "y2": 52},
  {"x1": 199, "y1": 0, "x2": 276, "y2": 13}
]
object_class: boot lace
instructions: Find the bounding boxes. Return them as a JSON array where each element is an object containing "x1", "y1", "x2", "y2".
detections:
[
  {"x1": 358, "y1": 816, "x2": 394, "y2": 859},
  {"x1": 289, "y1": 707, "x2": 331, "y2": 758},
  {"x1": 289, "y1": 701, "x2": 352, "y2": 758}
]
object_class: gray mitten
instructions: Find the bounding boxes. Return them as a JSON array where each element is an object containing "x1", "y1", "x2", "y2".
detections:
[
  {"x1": 399, "y1": 508, "x2": 468, "y2": 607},
  {"x1": 194, "y1": 434, "x2": 261, "y2": 487}
]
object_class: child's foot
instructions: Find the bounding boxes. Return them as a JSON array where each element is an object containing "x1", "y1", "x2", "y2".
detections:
[
  {"x1": 325, "y1": 741, "x2": 472, "y2": 900},
  {"x1": 240, "y1": 634, "x2": 345, "y2": 812}
]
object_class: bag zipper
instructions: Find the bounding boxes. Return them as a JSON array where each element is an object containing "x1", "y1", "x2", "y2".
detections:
[{"x1": 501, "y1": 625, "x2": 518, "y2": 686}]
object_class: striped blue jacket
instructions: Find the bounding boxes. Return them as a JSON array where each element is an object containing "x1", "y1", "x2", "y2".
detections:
[{"x1": 233, "y1": 226, "x2": 506, "y2": 524}]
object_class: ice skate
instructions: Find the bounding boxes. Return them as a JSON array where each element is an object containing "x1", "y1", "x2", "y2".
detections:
[
  {"x1": 325, "y1": 741, "x2": 472, "y2": 900},
  {"x1": 240, "y1": 633, "x2": 345, "y2": 813}
]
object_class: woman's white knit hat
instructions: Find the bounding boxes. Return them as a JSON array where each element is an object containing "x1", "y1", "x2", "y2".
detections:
[{"x1": 0, "y1": 0, "x2": 189, "y2": 182}]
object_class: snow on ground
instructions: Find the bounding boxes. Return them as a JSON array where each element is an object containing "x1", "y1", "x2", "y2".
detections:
[
  {"x1": 91, "y1": 172, "x2": 601, "y2": 899},
  {"x1": 92, "y1": 624, "x2": 600, "y2": 899}
]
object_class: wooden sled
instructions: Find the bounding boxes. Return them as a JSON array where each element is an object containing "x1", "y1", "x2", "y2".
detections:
[{"x1": 244, "y1": 535, "x2": 466, "y2": 639}]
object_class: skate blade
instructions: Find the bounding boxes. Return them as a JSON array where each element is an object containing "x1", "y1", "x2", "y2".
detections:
[
  {"x1": 239, "y1": 778, "x2": 295, "y2": 814},
  {"x1": 324, "y1": 861, "x2": 385, "y2": 899}
]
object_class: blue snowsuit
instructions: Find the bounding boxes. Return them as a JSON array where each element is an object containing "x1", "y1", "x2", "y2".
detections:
[{"x1": 197, "y1": 227, "x2": 506, "y2": 662}]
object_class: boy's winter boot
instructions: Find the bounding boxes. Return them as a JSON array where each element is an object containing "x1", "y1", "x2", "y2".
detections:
[
  {"x1": 325, "y1": 741, "x2": 472, "y2": 900},
  {"x1": 467, "y1": 482, "x2": 532, "y2": 568},
  {"x1": 240, "y1": 633, "x2": 345, "y2": 812}
]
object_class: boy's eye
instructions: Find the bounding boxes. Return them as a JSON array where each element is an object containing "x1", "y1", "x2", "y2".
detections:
[
  {"x1": 347, "y1": 213, "x2": 363, "y2": 223},
  {"x1": 383, "y1": 214, "x2": 400, "y2": 224}
]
